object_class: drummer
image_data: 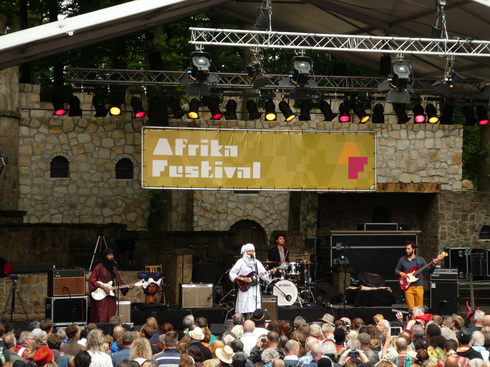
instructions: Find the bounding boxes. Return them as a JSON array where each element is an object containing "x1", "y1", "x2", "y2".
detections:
[{"x1": 267, "y1": 234, "x2": 290, "y2": 277}]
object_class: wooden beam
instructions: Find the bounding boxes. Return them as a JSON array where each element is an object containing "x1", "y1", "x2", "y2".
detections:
[{"x1": 376, "y1": 183, "x2": 440, "y2": 193}]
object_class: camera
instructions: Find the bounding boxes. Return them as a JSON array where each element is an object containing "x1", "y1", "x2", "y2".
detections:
[
  {"x1": 390, "y1": 326, "x2": 402, "y2": 336},
  {"x1": 348, "y1": 351, "x2": 359, "y2": 358},
  {"x1": 261, "y1": 338, "x2": 267, "y2": 343},
  {"x1": 10, "y1": 274, "x2": 19, "y2": 280}
]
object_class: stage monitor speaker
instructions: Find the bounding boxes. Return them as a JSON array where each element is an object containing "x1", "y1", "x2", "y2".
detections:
[
  {"x1": 448, "y1": 248, "x2": 470, "y2": 279},
  {"x1": 117, "y1": 301, "x2": 131, "y2": 324},
  {"x1": 430, "y1": 280, "x2": 459, "y2": 315},
  {"x1": 261, "y1": 295, "x2": 278, "y2": 322},
  {"x1": 314, "y1": 282, "x2": 343, "y2": 305},
  {"x1": 181, "y1": 284, "x2": 213, "y2": 309},
  {"x1": 48, "y1": 269, "x2": 85, "y2": 296},
  {"x1": 45, "y1": 296, "x2": 88, "y2": 325}
]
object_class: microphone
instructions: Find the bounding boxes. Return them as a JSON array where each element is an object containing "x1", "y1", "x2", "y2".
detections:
[
  {"x1": 113, "y1": 260, "x2": 118, "y2": 267},
  {"x1": 250, "y1": 254, "x2": 254, "y2": 259}
]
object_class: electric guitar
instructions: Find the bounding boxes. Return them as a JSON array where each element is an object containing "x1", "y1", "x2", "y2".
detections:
[
  {"x1": 91, "y1": 280, "x2": 144, "y2": 301},
  {"x1": 236, "y1": 263, "x2": 288, "y2": 292},
  {"x1": 398, "y1": 252, "x2": 448, "y2": 290}
]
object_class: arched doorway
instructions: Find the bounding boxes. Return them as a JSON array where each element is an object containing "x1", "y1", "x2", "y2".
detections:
[{"x1": 229, "y1": 219, "x2": 267, "y2": 255}]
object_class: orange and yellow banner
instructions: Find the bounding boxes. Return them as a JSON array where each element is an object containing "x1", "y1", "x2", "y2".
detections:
[{"x1": 142, "y1": 128, "x2": 376, "y2": 191}]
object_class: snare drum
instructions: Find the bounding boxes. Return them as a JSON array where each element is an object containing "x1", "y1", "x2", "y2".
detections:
[
  {"x1": 266, "y1": 279, "x2": 298, "y2": 306},
  {"x1": 287, "y1": 262, "x2": 300, "y2": 278}
]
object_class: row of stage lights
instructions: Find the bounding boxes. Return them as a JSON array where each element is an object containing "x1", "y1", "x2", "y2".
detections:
[{"x1": 52, "y1": 94, "x2": 489, "y2": 126}]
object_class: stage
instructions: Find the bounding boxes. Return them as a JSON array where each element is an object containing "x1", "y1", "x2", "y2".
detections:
[{"x1": 129, "y1": 303, "x2": 407, "y2": 332}]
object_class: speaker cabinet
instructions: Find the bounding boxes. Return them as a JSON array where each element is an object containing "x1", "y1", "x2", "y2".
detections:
[
  {"x1": 430, "y1": 281, "x2": 459, "y2": 315},
  {"x1": 48, "y1": 269, "x2": 85, "y2": 296},
  {"x1": 261, "y1": 295, "x2": 278, "y2": 321},
  {"x1": 45, "y1": 296, "x2": 88, "y2": 326},
  {"x1": 117, "y1": 301, "x2": 131, "y2": 324},
  {"x1": 181, "y1": 284, "x2": 213, "y2": 309}
]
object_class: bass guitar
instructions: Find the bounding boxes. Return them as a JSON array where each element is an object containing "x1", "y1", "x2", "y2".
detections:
[
  {"x1": 236, "y1": 263, "x2": 288, "y2": 292},
  {"x1": 398, "y1": 252, "x2": 448, "y2": 290},
  {"x1": 91, "y1": 280, "x2": 144, "y2": 301}
]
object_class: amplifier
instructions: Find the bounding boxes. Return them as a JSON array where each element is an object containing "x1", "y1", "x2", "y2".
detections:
[
  {"x1": 181, "y1": 284, "x2": 213, "y2": 309},
  {"x1": 45, "y1": 296, "x2": 88, "y2": 326},
  {"x1": 431, "y1": 268, "x2": 458, "y2": 281},
  {"x1": 48, "y1": 269, "x2": 86, "y2": 297},
  {"x1": 261, "y1": 295, "x2": 278, "y2": 322}
]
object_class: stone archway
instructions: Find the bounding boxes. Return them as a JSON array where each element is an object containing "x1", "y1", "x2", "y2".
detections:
[{"x1": 229, "y1": 219, "x2": 267, "y2": 255}]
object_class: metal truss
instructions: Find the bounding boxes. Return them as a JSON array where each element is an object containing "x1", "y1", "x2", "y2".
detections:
[
  {"x1": 189, "y1": 28, "x2": 490, "y2": 57},
  {"x1": 65, "y1": 68, "x2": 482, "y2": 95}
]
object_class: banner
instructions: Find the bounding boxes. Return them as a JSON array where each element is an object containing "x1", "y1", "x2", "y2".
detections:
[{"x1": 142, "y1": 128, "x2": 376, "y2": 191}]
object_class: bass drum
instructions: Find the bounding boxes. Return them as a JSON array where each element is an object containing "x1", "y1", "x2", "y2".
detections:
[{"x1": 267, "y1": 279, "x2": 298, "y2": 306}]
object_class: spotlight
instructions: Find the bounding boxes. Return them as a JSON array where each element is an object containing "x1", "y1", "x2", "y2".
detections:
[
  {"x1": 394, "y1": 104, "x2": 410, "y2": 124},
  {"x1": 354, "y1": 104, "x2": 370, "y2": 123},
  {"x1": 338, "y1": 103, "x2": 351, "y2": 122},
  {"x1": 320, "y1": 100, "x2": 337, "y2": 121},
  {"x1": 131, "y1": 97, "x2": 146, "y2": 118},
  {"x1": 52, "y1": 95, "x2": 67, "y2": 116},
  {"x1": 476, "y1": 105, "x2": 489, "y2": 126},
  {"x1": 372, "y1": 103, "x2": 384, "y2": 124},
  {"x1": 247, "y1": 60, "x2": 271, "y2": 89},
  {"x1": 169, "y1": 96, "x2": 185, "y2": 119},
  {"x1": 298, "y1": 100, "x2": 311, "y2": 121},
  {"x1": 148, "y1": 96, "x2": 163, "y2": 119},
  {"x1": 389, "y1": 63, "x2": 411, "y2": 91},
  {"x1": 462, "y1": 105, "x2": 477, "y2": 125},
  {"x1": 279, "y1": 101, "x2": 296, "y2": 122},
  {"x1": 246, "y1": 100, "x2": 261, "y2": 120},
  {"x1": 289, "y1": 56, "x2": 312, "y2": 88},
  {"x1": 433, "y1": 69, "x2": 460, "y2": 96},
  {"x1": 440, "y1": 104, "x2": 454, "y2": 125},
  {"x1": 425, "y1": 103, "x2": 440, "y2": 124},
  {"x1": 225, "y1": 99, "x2": 238, "y2": 120},
  {"x1": 187, "y1": 98, "x2": 200, "y2": 119},
  {"x1": 412, "y1": 104, "x2": 426, "y2": 123},
  {"x1": 92, "y1": 95, "x2": 108, "y2": 117},
  {"x1": 264, "y1": 99, "x2": 277, "y2": 121},
  {"x1": 109, "y1": 95, "x2": 123, "y2": 116},
  {"x1": 379, "y1": 61, "x2": 412, "y2": 103},
  {"x1": 254, "y1": 6, "x2": 269, "y2": 29},
  {"x1": 68, "y1": 95, "x2": 82, "y2": 117},
  {"x1": 208, "y1": 99, "x2": 223, "y2": 120},
  {"x1": 187, "y1": 51, "x2": 211, "y2": 84}
]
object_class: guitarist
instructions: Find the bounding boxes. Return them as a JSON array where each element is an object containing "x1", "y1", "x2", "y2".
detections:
[
  {"x1": 88, "y1": 248, "x2": 133, "y2": 323},
  {"x1": 395, "y1": 241, "x2": 439, "y2": 312},
  {"x1": 229, "y1": 243, "x2": 276, "y2": 317}
]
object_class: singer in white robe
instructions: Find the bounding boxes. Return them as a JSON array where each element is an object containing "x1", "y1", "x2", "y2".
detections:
[{"x1": 229, "y1": 243, "x2": 274, "y2": 314}]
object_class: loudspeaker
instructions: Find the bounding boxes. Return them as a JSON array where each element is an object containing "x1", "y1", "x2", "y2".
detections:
[
  {"x1": 430, "y1": 281, "x2": 459, "y2": 315},
  {"x1": 181, "y1": 284, "x2": 213, "y2": 309},
  {"x1": 314, "y1": 282, "x2": 343, "y2": 305},
  {"x1": 117, "y1": 301, "x2": 131, "y2": 323},
  {"x1": 45, "y1": 296, "x2": 88, "y2": 325},
  {"x1": 261, "y1": 295, "x2": 278, "y2": 322},
  {"x1": 48, "y1": 269, "x2": 85, "y2": 296}
]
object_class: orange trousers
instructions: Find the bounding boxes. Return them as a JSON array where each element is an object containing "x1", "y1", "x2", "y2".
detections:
[{"x1": 405, "y1": 285, "x2": 424, "y2": 311}]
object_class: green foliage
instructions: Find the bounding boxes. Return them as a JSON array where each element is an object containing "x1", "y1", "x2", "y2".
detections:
[{"x1": 462, "y1": 126, "x2": 481, "y2": 188}]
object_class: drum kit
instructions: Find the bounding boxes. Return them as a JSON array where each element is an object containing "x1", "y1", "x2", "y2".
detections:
[{"x1": 262, "y1": 255, "x2": 316, "y2": 307}]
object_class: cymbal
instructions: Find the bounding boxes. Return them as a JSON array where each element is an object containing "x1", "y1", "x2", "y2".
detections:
[
  {"x1": 294, "y1": 254, "x2": 312, "y2": 258},
  {"x1": 262, "y1": 260, "x2": 277, "y2": 264}
]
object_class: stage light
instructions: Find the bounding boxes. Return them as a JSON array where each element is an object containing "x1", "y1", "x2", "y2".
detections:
[
  {"x1": 354, "y1": 104, "x2": 370, "y2": 123},
  {"x1": 109, "y1": 95, "x2": 123, "y2": 116},
  {"x1": 372, "y1": 103, "x2": 384, "y2": 124},
  {"x1": 320, "y1": 100, "x2": 337, "y2": 121},
  {"x1": 289, "y1": 56, "x2": 312, "y2": 88},
  {"x1": 254, "y1": 6, "x2": 269, "y2": 29},
  {"x1": 338, "y1": 103, "x2": 351, "y2": 123},
  {"x1": 279, "y1": 101, "x2": 296, "y2": 122},
  {"x1": 247, "y1": 60, "x2": 271, "y2": 89},
  {"x1": 188, "y1": 52, "x2": 211, "y2": 84},
  {"x1": 208, "y1": 98, "x2": 223, "y2": 120},
  {"x1": 298, "y1": 100, "x2": 311, "y2": 121},
  {"x1": 462, "y1": 105, "x2": 477, "y2": 125},
  {"x1": 225, "y1": 99, "x2": 238, "y2": 120},
  {"x1": 52, "y1": 95, "x2": 67, "y2": 116},
  {"x1": 169, "y1": 96, "x2": 185, "y2": 119},
  {"x1": 394, "y1": 104, "x2": 410, "y2": 124},
  {"x1": 434, "y1": 68, "x2": 460, "y2": 96},
  {"x1": 68, "y1": 95, "x2": 82, "y2": 117},
  {"x1": 92, "y1": 95, "x2": 108, "y2": 117},
  {"x1": 130, "y1": 97, "x2": 146, "y2": 118},
  {"x1": 426, "y1": 103, "x2": 439, "y2": 124},
  {"x1": 379, "y1": 61, "x2": 412, "y2": 103},
  {"x1": 477, "y1": 105, "x2": 489, "y2": 126},
  {"x1": 187, "y1": 98, "x2": 200, "y2": 119},
  {"x1": 440, "y1": 104, "x2": 454, "y2": 125},
  {"x1": 246, "y1": 100, "x2": 261, "y2": 120},
  {"x1": 264, "y1": 99, "x2": 277, "y2": 121},
  {"x1": 412, "y1": 104, "x2": 426, "y2": 123}
]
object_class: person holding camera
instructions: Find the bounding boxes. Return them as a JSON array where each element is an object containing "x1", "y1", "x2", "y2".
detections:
[
  {"x1": 248, "y1": 331, "x2": 284, "y2": 364},
  {"x1": 336, "y1": 339, "x2": 371, "y2": 367}
]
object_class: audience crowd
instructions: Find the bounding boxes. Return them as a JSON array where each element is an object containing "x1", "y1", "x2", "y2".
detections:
[{"x1": 2, "y1": 305, "x2": 490, "y2": 367}]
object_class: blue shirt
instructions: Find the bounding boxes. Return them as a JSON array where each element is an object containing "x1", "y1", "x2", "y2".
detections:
[
  {"x1": 154, "y1": 348, "x2": 181, "y2": 367},
  {"x1": 111, "y1": 347, "x2": 131, "y2": 367},
  {"x1": 395, "y1": 255, "x2": 434, "y2": 286}
]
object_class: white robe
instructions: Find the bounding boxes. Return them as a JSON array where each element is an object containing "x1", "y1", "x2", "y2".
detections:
[{"x1": 229, "y1": 258, "x2": 271, "y2": 314}]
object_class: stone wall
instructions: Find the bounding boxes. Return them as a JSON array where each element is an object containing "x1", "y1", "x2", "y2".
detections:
[{"x1": 17, "y1": 89, "x2": 149, "y2": 231}]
